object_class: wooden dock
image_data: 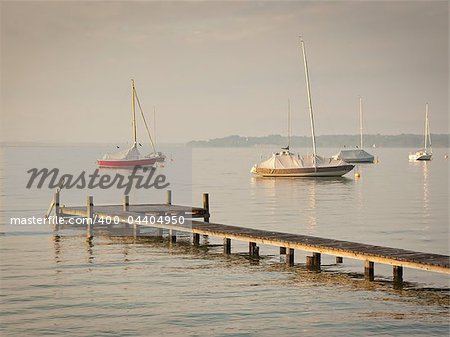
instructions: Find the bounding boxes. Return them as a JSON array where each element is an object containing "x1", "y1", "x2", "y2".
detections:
[{"x1": 51, "y1": 190, "x2": 450, "y2": 287}]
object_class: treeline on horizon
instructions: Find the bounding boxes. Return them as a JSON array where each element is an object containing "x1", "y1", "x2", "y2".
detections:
[{"x1": 187, "y1": 134, "x2": 450, "y2": 148}]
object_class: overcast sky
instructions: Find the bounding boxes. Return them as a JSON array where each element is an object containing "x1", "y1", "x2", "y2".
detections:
[{"x1": 1, "y1": 1, "x2": 448, "y2": 144}]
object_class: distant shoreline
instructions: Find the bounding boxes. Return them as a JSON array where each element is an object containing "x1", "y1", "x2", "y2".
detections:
[{"x1": 187, "y1": 134, "x2": 450, "y2": 148}]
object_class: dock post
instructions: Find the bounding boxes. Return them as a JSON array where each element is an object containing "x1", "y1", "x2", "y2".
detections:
[
  {"x1": 393, "y1": 266, "x2": 403, "y2": 288},
  {"x1": 249, "y1": 242, "x2": 259, "y2": 258},
  {"x1": 123, "y1": 195, "x2": 129, "y2": 211},
  {"x1": 223, "y1": 238, "x2": 231, "y2": 254},
  {"x1": 169, "y1": 229, "x2": 176, "y2": 243},
  {"x1": 86, "y1": 196, "x2": 93, "y2": 240},
  {"x1": 286, "y1": 248, "x2": 294, "y2": 266},
  {"x1": 364, "y1": 261, "x2": 374, "y2": 281},
  {"x1": 193, "y1": 233, "x2": 200, "y2": 245},
  {"x1": 306, "y1": 254, "x2": 320, "y2": 270},
  {"x1": 166, "y1": 190, "x2": 172, "y2": 205},
  {"x1": 202, "y1": 193, "x2": 210, "y2": 241},
  {"x1": 202, "y1": 193, "x2": 210, "y2": 222},
  {"x1": 313, "y1": 253, "x2": 321, "y2": 267},
  {"x1": 280, "y1": 247, "x2": 286, "y2": 255},
  {"x1": 336, "y1": 256, "x2": 343, "y2": 264},
  {"x1": 54, "y1": 190, "x2": 60, "y2": 231}
]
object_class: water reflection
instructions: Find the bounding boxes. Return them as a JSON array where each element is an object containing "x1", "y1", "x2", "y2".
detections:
[
  {"x1": 422, "y1": 162, "x2": 430, "y2": 221},
  {"x1": 249, "y1": 176, "x2": 353, "y2": 234}
]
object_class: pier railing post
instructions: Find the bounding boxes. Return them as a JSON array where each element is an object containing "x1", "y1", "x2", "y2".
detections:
[
  {"x1": 365, "y1": 261, "x2": 374, "y2": 281},
  {"x1": 286, "y1": 248, "x2": 294, "y2": 266},
  {"x1": 54, "y1": 190, "x2": 60, "y2": 231},
  {"x1": 86, "y1": 196, "x2": 93, "y2": 240}
]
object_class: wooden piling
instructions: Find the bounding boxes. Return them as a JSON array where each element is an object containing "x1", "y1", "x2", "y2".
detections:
[
  {"x1": 166, "y1": 190, "x2": 172, "y2": 205},
  {"x1": 306, "y1": 254, "x2": 320, "y2": 270},
  {"x1": 223, "y1": 238, "x2": 231, "y2": 254},
  {"x1": 286, "y1": 248, "x2": 294, "y2": 266},
  {"x1": 86, "y1": 196, "x2": 93, "y2": 240},
  {"x1": 365, "y1": 260, "x2": 374, "y2": 281},
  {"x1": 336, "y1": 256, "x2": 343, "y2": 263},
  {"x1": 313, "y1": 252, "x2": 321, "y2": 266},
  {"x1": 249, "y1": 242, "x2": 259, "y2": 258},
  {"x1": 54, "y1": 190, "x2": 60, "y2": 231},
  {"x1": 393, "y1": 265, "x2": 403, "y2": 287},
  {"x1": 193, "y1": 233, "x2": 200, "y2": 245},
  {"x1": 123, "y1": 195, "x2": 129, "y2": 211},
  {"x1": 203, "y1": 193, "x2": 210, "y2": 222},
  {"x1": 169, "y1": 229, "x2": 176, "y2": 243},
  {"x1": 280, "y1": 247, "x2": 286, "y2": 255}
]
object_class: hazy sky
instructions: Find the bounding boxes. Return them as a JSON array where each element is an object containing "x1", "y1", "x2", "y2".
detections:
[{"x1": 1, "y1": 1, "x2": 448, "y2": 144}]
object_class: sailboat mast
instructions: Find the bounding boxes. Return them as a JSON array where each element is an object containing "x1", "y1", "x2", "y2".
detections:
[
  {"x1": 131, "y1": 79, "x2": 137, "y2": 147},
  {"x1": 300, "y1": 38, "x2": 317, "y2": 164},
  {"x1": 288, "y1": 99, "x2": 291, "y2": 149},
  {"x1": 424, "y1": 103, "x2": 428, "y2": 149},
  {"x1": 359, "y1": 96, "x2": 363, "y2": 149}
]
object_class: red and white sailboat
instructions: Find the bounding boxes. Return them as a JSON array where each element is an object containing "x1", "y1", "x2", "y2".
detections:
[{"x1": 97, "y1": 80, "x2": 157, "y2": 168}]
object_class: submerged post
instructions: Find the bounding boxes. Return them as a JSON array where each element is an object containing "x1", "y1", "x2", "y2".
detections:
[
  {"x1": 280, "y1": 247, "x2": 287, "y2": 255},
  {"x1": 365, "y1": 261, "x2": 374, "y2": 281},
  {"x1": 336, "y1": 256, "x2": 343, "y2": 264},
  {"x1": 286, "y1": 248, "x2": 294, "y2": 266},
  {"x1": 223, "y1": 238, "x2": 231, "y2": 254},
  {"x1": 86, "y1": 196, "x2": 93, "y2": 240},
  {"x1": 54, "y1": 190, "x2": 60, "y2": 231},
  {"x1": 166, "y1": 190, "x2": 172, "y2": 205}
]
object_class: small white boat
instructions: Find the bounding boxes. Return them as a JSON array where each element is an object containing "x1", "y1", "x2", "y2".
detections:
[
  {"x1": 251, "y1": 38, "x2": 354, "y2": 178},
  {"x1": 333, "y1": 97, "x2": 374, "y2": 163},
  {"x1": 409, "y1": 103, "x2": 432, "y2": 161}
]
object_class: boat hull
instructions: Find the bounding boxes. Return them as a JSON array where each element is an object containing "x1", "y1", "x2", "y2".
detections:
[
  {"x1": 409, "y1": 154, "x2": 432, "y2": 161},
  {"x1": 251, "y1": 164, "x2": 354, "y2": 177},
  {"x1": 96, "y1": 158, "x2": 156, "y2": 168}
]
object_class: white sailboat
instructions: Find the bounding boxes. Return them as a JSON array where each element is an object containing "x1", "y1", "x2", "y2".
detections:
[
  {"x1": 97, "y1": 80, "x2": 157, "y2": 168},
  {"x1": 409, "y1": 103, "x2": 432, "y2": 161},
  {"x1": 251, "y1": 39, "x2": 354, "y2": 177},
  {"x1": 333, "y1": 97, "x2": 374, "y2": 163}
]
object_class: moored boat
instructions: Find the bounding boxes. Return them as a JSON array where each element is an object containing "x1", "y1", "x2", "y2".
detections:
[
  {"x1": 333, "y1": 97, "x2": 374, "y2": 163},
  {"x1": 97, "y1": 80, "x2": 157, "y2": 168},
  {"x1": 251, "y1": 38, "x2": 354, "y2": 178},
  {"x1": 409, "y1": 103, "x2": 432, "y2": 161}
]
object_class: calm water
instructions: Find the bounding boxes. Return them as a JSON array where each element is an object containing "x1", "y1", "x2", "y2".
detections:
[{"x1": 1, "y1": 145, "x2": 449, "y2": 336}]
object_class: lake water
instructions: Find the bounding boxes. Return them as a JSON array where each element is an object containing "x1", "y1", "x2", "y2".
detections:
[{"x1": 1, "y1": 145, "x2": 449, "y2": 336}]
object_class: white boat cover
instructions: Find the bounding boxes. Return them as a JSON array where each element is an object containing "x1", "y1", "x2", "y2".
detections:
[
  {"x1": 102, "y1": 146, "x2": 142, "y2": 160},
  {"x1": 256, "y1": 151, "x2": 347, "y2": 169},
  {"x1": 333, "y1": 149, "x2": 374, "y2": 162}
]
